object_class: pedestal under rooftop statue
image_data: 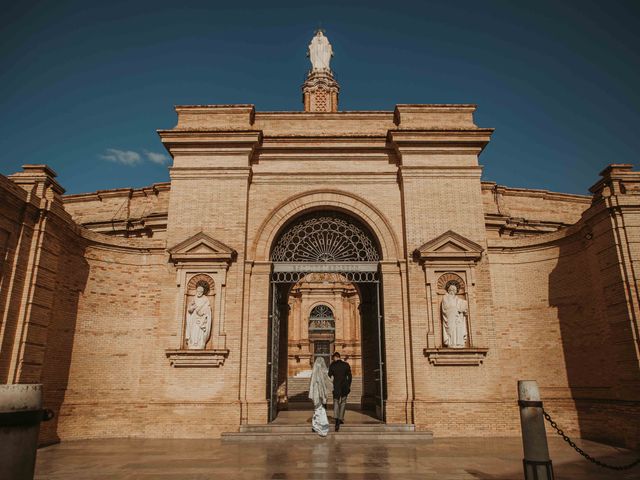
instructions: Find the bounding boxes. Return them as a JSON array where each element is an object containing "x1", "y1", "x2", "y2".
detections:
[{"x1": 303, "y1": 30, "x2": 339, "y2": 112}]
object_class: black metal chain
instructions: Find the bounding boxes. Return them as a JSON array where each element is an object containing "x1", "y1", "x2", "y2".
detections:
[{"x1": 542, "y1": 409, "x2": 640, "y2": 471}]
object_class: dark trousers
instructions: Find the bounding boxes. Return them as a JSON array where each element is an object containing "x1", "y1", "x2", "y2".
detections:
[{"x1": 333, "y1": 396, "x2": 347, "y2": 421}]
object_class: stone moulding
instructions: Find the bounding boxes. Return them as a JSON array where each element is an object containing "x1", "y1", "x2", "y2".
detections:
[
  {"x1": 423, "y1": 348, "x2": 489, "y2": 366},
  {"x1": 413, "y1": 230, "x2": 484, "y2": 264},
  {"x1": 167, "y1": 231, "x2": 237, "y2": 265},
  {"x1": 165, "y1": 349, "x2": 230, "y2": 367}
]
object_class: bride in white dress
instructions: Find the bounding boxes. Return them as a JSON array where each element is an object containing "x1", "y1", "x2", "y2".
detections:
[{"x1": 309, "y1": 357, "x2": 332, "y2": 437}]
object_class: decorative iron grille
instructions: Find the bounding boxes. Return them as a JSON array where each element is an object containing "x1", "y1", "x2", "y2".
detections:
[
  {"x1": 309, "y1": 304, "x2": 335, "y2": 331},
  {"x1": 310, "y1": 304, "x2": 333, "y2": 319},
  {"x1": 271, "y1": 214, "x2": 380, "y2": 263},
  {"x1": 271, "y1": 270, "x2": 378, "y2": 284}
]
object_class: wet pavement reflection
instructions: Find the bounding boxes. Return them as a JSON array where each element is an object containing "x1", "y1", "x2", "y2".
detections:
[{"x1": 35, "y1": 436, "x2": 638, "y2": 479}]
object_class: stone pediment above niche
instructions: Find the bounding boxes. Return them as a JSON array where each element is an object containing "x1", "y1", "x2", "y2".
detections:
[
  {"x1": 168, "y1": 232, "x2": 237, "y2": 265},
  {"x1": 413, "y1": 230, "x2": 483, "y2": 264}
]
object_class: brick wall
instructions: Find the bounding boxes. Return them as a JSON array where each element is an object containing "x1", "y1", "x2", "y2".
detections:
[
  {"x1": 0, "y1": 168, "x2": 88, "y2": 445},
  {"x1": 1, "y1": 108, "x2": 637, "y2": 450}
]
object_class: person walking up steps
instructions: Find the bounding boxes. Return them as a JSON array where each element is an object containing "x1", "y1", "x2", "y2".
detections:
[
  {"x1": 309, "y1": 357, "x2": 332, "y2": 437},
  {"x1": 328, "y1": 352, "x2": 352, "y2": 431}
]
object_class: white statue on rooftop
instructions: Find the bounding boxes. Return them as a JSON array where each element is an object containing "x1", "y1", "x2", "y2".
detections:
[{"x1": 308, "y1": 30, "x2": 333, "y2": 71}]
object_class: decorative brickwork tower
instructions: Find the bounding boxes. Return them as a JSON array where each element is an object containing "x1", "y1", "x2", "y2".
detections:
[{"x1": 302, "y1": 30, "x2": 339, "y2": 112}]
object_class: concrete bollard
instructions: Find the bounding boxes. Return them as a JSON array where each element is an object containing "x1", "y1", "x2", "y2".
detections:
[
  {"x1": 0, "y1": 384, "x2": 49, "y2": 480},
  {"x1": 518, "y1": 380, "x2": 555, "y2": 480}
]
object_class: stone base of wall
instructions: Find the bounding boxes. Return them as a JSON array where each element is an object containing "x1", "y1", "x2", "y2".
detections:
[
  {"x1": 55, "y1": 402, "x2": 242, "y2": 440},
  {"x1": 414, "y1": 401, "x2": 522, "y2": 437},
  {"x1": 573, "y1": 400, "x2": 640, "y2": 450},
  {"x1": 413, "y1": 399, "x2": 584, "y2": 438},
  {"x1": 413, "y1": 399, "x2": 639, "y2": 450},
  {"x1": 39, "y1": 397, "x2": 638, "y2": 450}
]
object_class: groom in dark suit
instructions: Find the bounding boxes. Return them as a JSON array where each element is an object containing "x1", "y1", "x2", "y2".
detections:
[{"x1": 328, "y1": 352, "x2": 352, "y2": 431}]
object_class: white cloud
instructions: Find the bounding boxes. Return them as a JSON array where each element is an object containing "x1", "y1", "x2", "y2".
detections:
[
  {"x1": 100, "y1": 148, "x2": 142, "y2": 166},
  {"x1": 144, "y1": 150, "x2": 170, "y2": 165}
]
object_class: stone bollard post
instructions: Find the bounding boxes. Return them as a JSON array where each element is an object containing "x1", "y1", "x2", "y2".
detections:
[
  {"x1": 518, "y1": 380, "x2": 554, "y2": 480},
  {"x1": 0, "y1": 384, "x2": 47, "y2": 480}
]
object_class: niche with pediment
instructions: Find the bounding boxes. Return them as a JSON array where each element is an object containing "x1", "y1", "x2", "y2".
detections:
[
  {"x1": 165, "y1": 232, "x2": 236, "y2": 367},
  {"x1": 413, "y1": 230, "x2": 489, "y2": 366}
]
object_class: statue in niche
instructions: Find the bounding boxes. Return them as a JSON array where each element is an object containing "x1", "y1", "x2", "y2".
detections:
[
  {"x1": 441, "y1": 281, "x2": 468, "y2": 348},
  {"x1": 185, "y1": 282, "x2": 212, "y2": 350},
  {"x1": 308, "y1": 30, "x2": 333, "y2": 71}
]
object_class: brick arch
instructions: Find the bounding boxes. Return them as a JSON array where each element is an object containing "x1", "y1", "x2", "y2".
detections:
[{"x1": 251, "y1": 190, "x2": 402, "y2": 262}]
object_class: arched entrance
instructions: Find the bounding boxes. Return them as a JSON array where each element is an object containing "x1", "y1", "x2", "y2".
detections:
[{"x1": 267, "y1": 211, "x2": 386, "y2": 422}]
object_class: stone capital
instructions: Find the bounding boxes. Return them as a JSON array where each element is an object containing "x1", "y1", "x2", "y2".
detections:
[
  {"x1": 9, "y1": 164, "x2": 65, "y2": 201},
  {"x1": 589, "y1": 163, "x2": 640, "y2": 204}
]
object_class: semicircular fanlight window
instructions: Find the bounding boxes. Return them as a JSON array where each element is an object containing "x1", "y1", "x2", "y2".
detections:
[
  {"x1": 309, "y1": 304, "x2": 335, "y2": 331},
  {"x1": 271, "y1": 214, "x2": 379, "y2": 262}
]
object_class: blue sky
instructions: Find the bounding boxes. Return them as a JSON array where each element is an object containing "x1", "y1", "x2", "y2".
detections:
[{"x1": 1, "y1": 0, "x2": 638, "y2": 194}]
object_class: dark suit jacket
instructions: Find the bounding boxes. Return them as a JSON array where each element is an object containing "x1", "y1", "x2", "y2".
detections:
[{"x1": 328, "y1": 359, "x2": 352, "y2": 398}]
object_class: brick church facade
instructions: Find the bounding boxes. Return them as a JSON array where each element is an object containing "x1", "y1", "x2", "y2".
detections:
[{"x1": 1, "y1": 33, "x2": 639, "y2": 449}]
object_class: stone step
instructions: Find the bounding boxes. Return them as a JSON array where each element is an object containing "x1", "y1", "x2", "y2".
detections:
[
  {"x1": 222, "y1": 428, "x2": 433, "y2": 443},
  {"x1": 239, "y1": 423, "x2": 413, "y2": 433}
]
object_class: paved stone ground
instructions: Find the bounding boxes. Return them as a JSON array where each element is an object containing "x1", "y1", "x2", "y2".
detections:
[
  {"x1": 273, "y1": 407, "x2": 381, "y2": 424},
  {"x1": 35, "y1": 437, "x2": 638, "y2": 479}
]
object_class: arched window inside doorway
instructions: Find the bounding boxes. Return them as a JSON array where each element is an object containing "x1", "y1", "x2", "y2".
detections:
[{"x1": 309, "y1": 304, "x2": 335, "y2": 367}]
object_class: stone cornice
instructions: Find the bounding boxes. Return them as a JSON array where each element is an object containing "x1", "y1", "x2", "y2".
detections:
[
  {"x1": 168, "y1": 167, "x2": 251, "y2": 180},
  {"x1": 399, "y1": 166, "x2": 482, "y2": 178},
  {"x1": 165, "y1": 349, "x2": 230, "y2": 367},
  {"x1": 486, "y1": 221, "x2": 588, "y2": 253},
  {"x1": 589, "y1": 164, "x2": 640, "y2": 206},
  {"x1": 158, "y1": 129, "x2": 262, "y2": 145},
  {"x1": 423, "y1": 347, "x2": 489, "y2": 366},
  {"x1": 8, "y1": 164, "x2": 65, "y2": 196},
  {"x1": 78, "y1": 227, "x2": 166, "y2": 253},
  {"x1": 254, "y1": 136, "x2": 394, "y2": 162},
  {"x1": 63, "y1": 182, "x2": 170, "y2": 203},
  {"x1": 251, "y1": 172, "x2": 397, "y2": 185},
  {"x1": 4, "y1": 166, "x2": 78, "y2": 232},
  {"x1": 481, "y1": 181, "x2": 591, "y2": 204},
  {"x1": 256, "y1": 111, "x2": 392, "y2": 118},
  {"x1": 158, "y1": 130, "x2": 263, "y2": 164},
  {"x1": 414, "y1": 230, "x2": 484, "y2": 264},
  {"x1": 167, "y1": 231, "x2": 237, "y2": 265},
  {"x1": 173, "y1": 104, "x2": 255, "y2": 129},
  {"x1": 161, "y1": 104, "x2": 490, "y2": 136},
  {"x1": 388, "y1": 129, "x2": 493, "y2": 157},
  {"x1": 0, "y1": 173, "x2": 31, "y2": 203},
  {"x1": 394, "y1": 104, "x2": 479, "y2": 129}
]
